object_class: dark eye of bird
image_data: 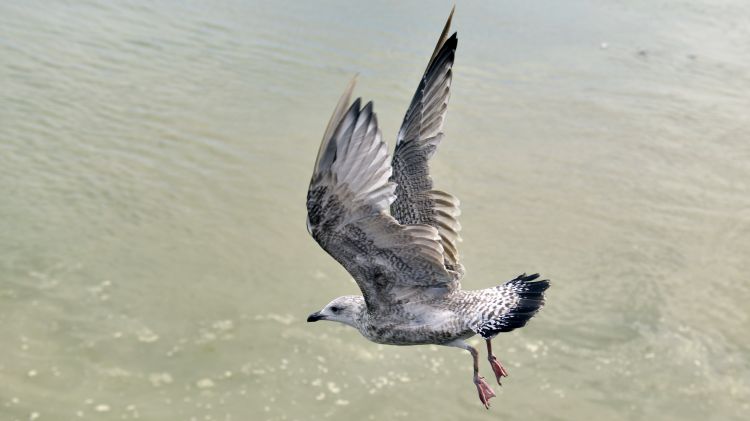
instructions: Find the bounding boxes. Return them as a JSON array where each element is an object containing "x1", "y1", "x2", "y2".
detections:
[{"x1": 330, "y1": 306, "x2": 340, "y2": 313}]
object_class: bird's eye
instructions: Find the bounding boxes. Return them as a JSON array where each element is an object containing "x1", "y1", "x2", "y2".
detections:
[{"x1": 330, "y1": 306, "x2": 340, "y2": 313}]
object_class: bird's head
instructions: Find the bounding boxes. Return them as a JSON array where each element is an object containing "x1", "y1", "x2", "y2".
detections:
[{"x1": 307, "y1": 295, "x2": 365, "y2": 328}]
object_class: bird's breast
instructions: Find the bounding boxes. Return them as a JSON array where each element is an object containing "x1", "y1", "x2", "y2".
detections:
[{"x1": 358, "y1": 305, "x2": 470, "y2": 345}]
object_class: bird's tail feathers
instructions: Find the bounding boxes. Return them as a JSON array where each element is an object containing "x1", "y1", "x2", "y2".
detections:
[{"x1": 476, "y1": 273, "x2": 550, "y2": 339}]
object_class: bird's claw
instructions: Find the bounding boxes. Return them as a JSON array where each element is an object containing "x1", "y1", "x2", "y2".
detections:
[
  {"x1": 473, "y1": 376, "x2": 496, "y2": 409},
  {"x1": 489, "y1": 355, "x2": 509, "y2": 385}
]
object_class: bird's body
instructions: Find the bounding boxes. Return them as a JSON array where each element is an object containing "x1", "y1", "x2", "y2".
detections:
[
  {"x1": 336, "y1": 273, "x2": 546, "y2": 346},
  {"x1": 305, "y1": 7, "x2": 549, "y2": 409}
]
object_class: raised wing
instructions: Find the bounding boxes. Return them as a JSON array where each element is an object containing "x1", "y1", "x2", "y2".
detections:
[
  {"x1": 307, "y1": 80, "x2": 457, "y2": 309},
  {"x1": 390, "y1": 9, "x2": 464, "y2": 277}
]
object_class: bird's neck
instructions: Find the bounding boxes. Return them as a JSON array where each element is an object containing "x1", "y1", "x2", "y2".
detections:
[{"x1": 352, "y1": 300, "x2": 370, "y2": 331}]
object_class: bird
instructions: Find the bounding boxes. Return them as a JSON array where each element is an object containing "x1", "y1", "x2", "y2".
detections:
[{"x1": 305, "y1": 7, "x2": 549, "y2": 409}]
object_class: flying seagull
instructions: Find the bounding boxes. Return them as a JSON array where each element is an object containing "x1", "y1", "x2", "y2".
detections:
[{"x1": 305, "y1": 8, "x2": 549, "y2": 409}]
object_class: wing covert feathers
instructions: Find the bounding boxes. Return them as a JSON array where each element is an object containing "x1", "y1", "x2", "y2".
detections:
[{"x1": 307, "y1": 86, "x2": 456, "y2": 308}]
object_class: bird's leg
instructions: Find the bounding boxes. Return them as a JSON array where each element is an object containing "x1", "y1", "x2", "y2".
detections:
[
  {"x1": 467, "y1": 344, "x2": 495, "y2": 409},
  {"x1": 486, "y1": 339, "x2": 509, "y2": 385}
]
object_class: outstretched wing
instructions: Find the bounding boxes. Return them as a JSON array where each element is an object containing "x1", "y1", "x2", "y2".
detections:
[
  {"x1": 390, "y1": 8, "x2": 464, "y2": 277},
  {"x1": 307, "y1": 79, "x2": 456, "y2": 309}
]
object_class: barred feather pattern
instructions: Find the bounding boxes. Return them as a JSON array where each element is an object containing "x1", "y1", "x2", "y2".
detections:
[{"x1": 452, "y1": 273, "x2": 550, "y2": 339}]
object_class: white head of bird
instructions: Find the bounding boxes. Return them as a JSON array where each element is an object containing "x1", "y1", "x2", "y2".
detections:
[{"x1": 307, "y1": 295, "x2": 366, "y2": 328}]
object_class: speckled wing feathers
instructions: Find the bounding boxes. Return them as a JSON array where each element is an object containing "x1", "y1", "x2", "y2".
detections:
[
  {"x1": 307, "y1": 84, "x2": 455, "y2": 308},
  {"x1": 390, "y1": 10, "x2": 464, "y2": 277}
]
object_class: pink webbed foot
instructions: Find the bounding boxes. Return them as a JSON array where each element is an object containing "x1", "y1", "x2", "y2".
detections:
[
  {"x1": 489, "y1": 355, "x2": 509, "y2": 385},
  {"x1": 473, "y1": 375, "x2": 496, "y2": 409}
]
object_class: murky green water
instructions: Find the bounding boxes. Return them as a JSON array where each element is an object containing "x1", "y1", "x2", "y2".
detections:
[{"x1": 2, "y1": 1, "x2": 749, "y2": 420}]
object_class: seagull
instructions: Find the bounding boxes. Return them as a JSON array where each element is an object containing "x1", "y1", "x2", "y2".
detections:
[{"x1": 305, "y1": 8, "x2": 549, "y2": 409}]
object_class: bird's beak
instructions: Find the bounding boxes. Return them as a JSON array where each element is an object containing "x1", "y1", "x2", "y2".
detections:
[{"x1": 307, "y1": 312, "x2": 324, "y2": 322}]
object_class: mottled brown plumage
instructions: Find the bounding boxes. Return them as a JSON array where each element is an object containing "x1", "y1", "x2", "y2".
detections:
[{"x1": 305, "y1": 7, "x2": 549, "y2": 409}]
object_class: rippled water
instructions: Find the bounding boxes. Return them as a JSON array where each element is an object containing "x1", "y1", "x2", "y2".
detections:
[{"x1": 1, "y1": 1, "x2": 749, "y2": 420}]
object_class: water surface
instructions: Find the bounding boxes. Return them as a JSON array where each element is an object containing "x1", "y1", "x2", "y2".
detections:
[{"x1": 1, "y1": 1, "x2": 749, "y2": 420}]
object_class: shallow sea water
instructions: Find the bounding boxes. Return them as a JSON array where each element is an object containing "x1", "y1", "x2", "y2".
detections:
[{"x1": 1, "y1": 1, "x2": 749, "y2": 420}]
